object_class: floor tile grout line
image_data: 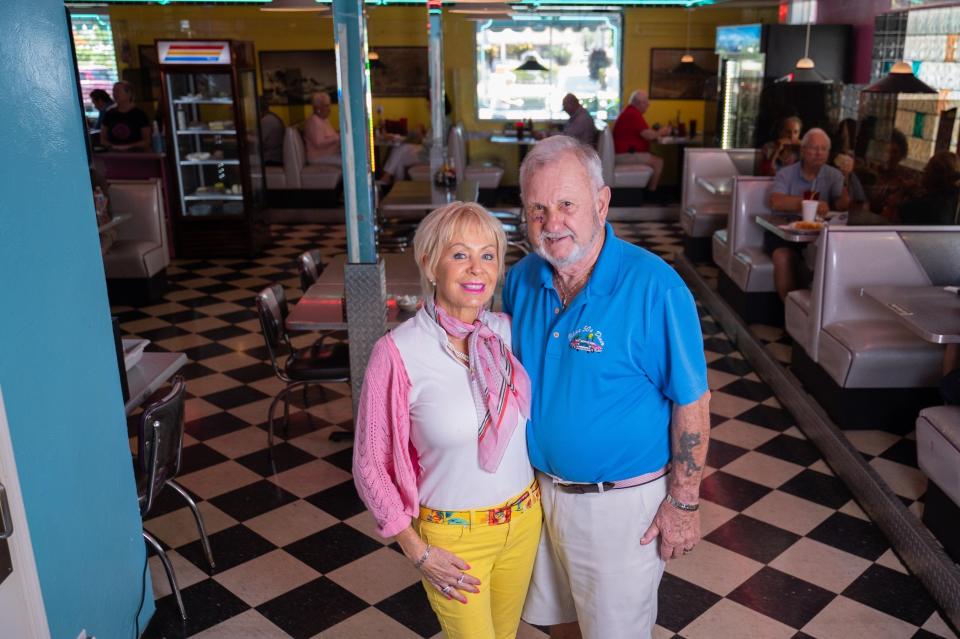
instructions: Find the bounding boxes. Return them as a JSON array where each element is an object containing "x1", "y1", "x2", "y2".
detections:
[{"x1": 674, "y1": 252, "x2": 960, "y2": 632}]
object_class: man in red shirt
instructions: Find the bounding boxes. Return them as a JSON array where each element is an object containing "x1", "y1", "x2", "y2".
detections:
[{"x1": 612, "y1": 90, "x2": 672, "y2": 192}]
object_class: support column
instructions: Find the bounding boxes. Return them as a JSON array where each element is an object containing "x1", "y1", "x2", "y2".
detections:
[
  {"x1": 332, "y1": 0, "x2": 385, "y2": 419},
  {"x1": 428, "y1": 0, "x2": 445, "y2": 178}
]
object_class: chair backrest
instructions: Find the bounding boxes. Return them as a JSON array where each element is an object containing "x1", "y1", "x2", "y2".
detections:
[
  {"x1": 449, "y1": 124, "x2": 467, "y2": 182},
  {"x1": 107, "y1": 179, "x2": 169, "y2": 262},
  {"x1": 597, "y1": 127, "x2": 615, "y2": 186},
  {"x1": 283, "y1": 127, "x2": 306, "y2": 188},
  {"x1": 726, "y1": 176, "x2": 773, "y2": 259},
  {"x1": 138, "y1": 376, "x2": 186, "y2": 515},
  {"x1": 256, "y1": 284, "x2": 290, "y2": 368},
  {"x1": 298, "y1": 249, "x2": 324, "y2": 293}
]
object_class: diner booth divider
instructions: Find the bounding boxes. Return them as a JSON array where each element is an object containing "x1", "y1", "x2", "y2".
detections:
[
  {"x1": 786, "y1": 225, "x2": 958, "y2": 431},
  {"x1": 0, "y1": 0, "x2": 155, "y2": 635}
]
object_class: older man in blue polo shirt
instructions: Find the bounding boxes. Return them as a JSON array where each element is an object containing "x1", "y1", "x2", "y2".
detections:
[{"x1": 504, "y1": 135, "x2": 710, "y2": 639}]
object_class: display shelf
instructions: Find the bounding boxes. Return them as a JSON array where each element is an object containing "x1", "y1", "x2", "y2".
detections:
[
  {"x1": 177, "y1": 129, "x2": 238, "y2": 136},
  {"x1": 179, "y1": 159, "x2": 241, "y2": 166},
  {"x1": 173, "y1": 98, "x2": 234, "y2": 105},
  {"x1": 184, "y1": 193, "x2": 244, "y2": 201}
]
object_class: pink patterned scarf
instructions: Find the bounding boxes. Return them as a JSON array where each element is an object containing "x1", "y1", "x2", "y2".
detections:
[{"x1": 428, "y1": 300, "x2": 532, "y2": 473}]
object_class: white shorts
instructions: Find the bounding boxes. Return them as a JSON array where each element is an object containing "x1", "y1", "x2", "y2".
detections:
[{"x1": 521, "y1": 471, "x2": 667, "y2": 639}]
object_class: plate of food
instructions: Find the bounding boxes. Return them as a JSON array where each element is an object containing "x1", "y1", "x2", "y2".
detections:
[{"x1": 781, "y1": 220, "x2": 823, "y2": 233}]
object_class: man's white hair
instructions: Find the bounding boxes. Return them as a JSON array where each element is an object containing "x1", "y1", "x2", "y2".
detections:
[
  {"x1": 801, "y1": 127, "x2": 831, "y2": 149},
  {"x1": 628, "y1": 89, "x2": 647, "y2": 106},
  {"x1": 519, "y1": 135, "x2": 604, "y2": 201}
]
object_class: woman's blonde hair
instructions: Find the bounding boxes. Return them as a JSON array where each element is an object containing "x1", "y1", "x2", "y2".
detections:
[{"x1": 413, "y1": 201, "x2": 507, "y2": 300}]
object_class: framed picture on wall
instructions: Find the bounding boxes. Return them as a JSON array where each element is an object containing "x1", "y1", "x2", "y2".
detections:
[
  {"x1": 649, "y1": 48, "x2": 718, "y2": 100},
  {"x1": 259, "y1": 50, "x2": 337, "y2": 105},
  {"x1": 370, "y1": 46, "x2": 429, "y2": 97}
]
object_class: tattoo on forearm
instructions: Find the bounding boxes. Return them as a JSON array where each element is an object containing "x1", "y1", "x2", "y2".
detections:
[{"x1": 675, "y1": 432, "x2": 703, "y2": 477}]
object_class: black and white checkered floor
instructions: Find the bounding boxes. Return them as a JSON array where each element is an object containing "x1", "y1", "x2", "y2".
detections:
[{"x1": 117, "y1": 221, "x2": 958, "y2": 638}]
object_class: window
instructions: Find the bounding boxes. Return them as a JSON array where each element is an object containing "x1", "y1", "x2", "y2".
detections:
[
  {"x1": 475, "y1": 14, "x2": 622, "y2": 123},
  {"x1": 70, "y1": 13, "x2": 119, "y2": 120}
]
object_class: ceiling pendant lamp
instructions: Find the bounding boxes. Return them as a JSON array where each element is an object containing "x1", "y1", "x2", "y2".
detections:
[
  {"x1": 680, "y1": 9, "x2": 694, "y2": 64},
  {"x1": 515, "y1": 56, "x2": 549, "y2": 72},
  {"x1": 672, "y1": 9, "x2": 706, "y2": 75},
  {"x1": 863, "y1": 60, "x2": 938, "y2": 94},
  {"x1": 793, "y1": 22, "x2": 827, "y2": 83}
]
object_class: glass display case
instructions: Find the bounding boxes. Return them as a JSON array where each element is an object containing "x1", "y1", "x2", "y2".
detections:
[{"x1": 158, "y1": 40, "x2": 267, "y2": 257}]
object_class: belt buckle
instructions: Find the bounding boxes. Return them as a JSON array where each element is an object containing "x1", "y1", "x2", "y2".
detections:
[{"x1": 488, "y1": 506, "x2": 511, "y2": 525}]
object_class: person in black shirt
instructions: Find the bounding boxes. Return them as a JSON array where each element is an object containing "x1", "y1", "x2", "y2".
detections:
[{"x1": 100, "y1": 81, "x2": 150, "y2": 152}]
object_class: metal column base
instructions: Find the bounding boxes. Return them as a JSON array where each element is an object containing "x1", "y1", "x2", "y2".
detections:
[{"x1": 345, "y1": 261, "x2": 387, "y2": 423}]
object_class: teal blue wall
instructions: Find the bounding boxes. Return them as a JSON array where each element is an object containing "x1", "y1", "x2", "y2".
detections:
[{"x1": 0, "y1": 0, "x2": 155, "y2": 636}]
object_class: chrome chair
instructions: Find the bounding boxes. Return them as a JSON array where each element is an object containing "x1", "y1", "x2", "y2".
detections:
[
  {"x1": 491, "y1": 209, "x2": 531, "y2": 255},
  {"x1": 256, "y1": 284, "x2": 350, "y2": 456},
  {"x1": 297, "y1": 249, "x2": 325, "y2": 295},
  {"x1": 136, "y1": 376, "x2": 215, "y2": 622}
]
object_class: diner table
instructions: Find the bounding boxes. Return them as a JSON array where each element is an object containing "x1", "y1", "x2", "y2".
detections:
[
  {"x1": 98, "y1": 213, "x2": 130, "y2": 233},
  {"x1": 124, "y1": 352, "x2": 187, "y2": 415},
  {"x1": 755, "y1": 214, "x2": 822, "y2": 244},
  {"x1": 862, "y1": 286, "x2": 960, "y2": 345},
  {"x1": 696, "y1": 176, "x2": 733, "y2": 196},
  {"x1": 380, "y1": 179, "x2": 479, "y2": 221},
  {"x1": 489, "y1": 133, "x2": 537, "y2": 164},
  {"x1": 286, "y1": 251, "x2": 422, "y2": 332}
]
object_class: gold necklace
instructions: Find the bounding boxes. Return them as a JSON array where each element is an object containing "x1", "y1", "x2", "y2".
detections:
[{"x1": 554, "y1": 268, "x2": 593, "y2": 307}]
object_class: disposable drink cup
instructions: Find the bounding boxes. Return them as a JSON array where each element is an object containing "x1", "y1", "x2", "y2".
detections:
[{"x1": 801, "y1": 199, "x2": 818, "y2": 222}]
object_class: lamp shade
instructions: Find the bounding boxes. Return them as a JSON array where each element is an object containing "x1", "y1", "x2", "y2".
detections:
[
  {"x1": 864, "y1": 61, "x2": 937, "y2": 94},
  {"x1": 671, "y1": 60, "x2": 708, "y2": 75},
  {"x1": 515, "y1": 57, "x2": 549, "y2": 72}
]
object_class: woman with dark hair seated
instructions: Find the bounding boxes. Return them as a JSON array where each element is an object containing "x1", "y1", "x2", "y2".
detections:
[
  {"x1": 759, "y1": 116, "x2": 802, "y2": 177},
  {"x1": 898, "y1": 151, "x2": 960, "y2": 225}
]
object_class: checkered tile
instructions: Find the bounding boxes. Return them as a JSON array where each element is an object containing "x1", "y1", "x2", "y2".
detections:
[{"x1": 117, "y1": 218, "x2": 957, "y2": 638}]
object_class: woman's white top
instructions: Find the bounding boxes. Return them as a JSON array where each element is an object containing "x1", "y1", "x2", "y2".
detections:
[{"x1": 390, "y1": 308, "x2": 533, "y2": 511}]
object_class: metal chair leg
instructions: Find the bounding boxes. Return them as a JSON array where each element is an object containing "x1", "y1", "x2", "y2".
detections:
[
  {"x1": 282, "y1": 393, "x2": 291, "y2": 437},
  {"x1": 143, "y1": 530, "x2": 186, "y2": 622},
  {"x1": 167, "y1": 480, "x2": 215, "y2": 570}
]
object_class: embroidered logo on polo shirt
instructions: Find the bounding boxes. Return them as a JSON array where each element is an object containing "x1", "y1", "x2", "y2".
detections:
[{"x1": 568, "y1": 325, "x2": 605, "y2": 353}]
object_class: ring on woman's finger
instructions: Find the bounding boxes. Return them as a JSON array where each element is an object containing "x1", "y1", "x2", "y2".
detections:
[
  {"x1": 440, "y1": 585, "x2": 452, "y2": 595},
  {"x1": 457, "y1": 574, "x2": 466, "y2": 586}
]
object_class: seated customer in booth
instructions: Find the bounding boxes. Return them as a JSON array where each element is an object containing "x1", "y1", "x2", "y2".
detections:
[
  {"x1": 612, "y1": 89, "x2": 672, "y2": 193},
  {"x1": 898, "y1": 151, "x2": 960, "y2": 226},
  {"x1": 768, "y1": 128, "x2": 850, "y2": 301},
  {"x1": 259, "y1": 94, "x2": 285, "y2": 167},
  {"x1": 868, "y1": 129, "x2": 918, "y2": 222},
  {"x1": 100, "y1": 81, "x2": 151, "y2": 152},
  {"x1": 303, "y1": 91, "x2": 341, "y2": 166},
  {"x1": 759, "y1": 116, "x2": 802, "y2": 177}
]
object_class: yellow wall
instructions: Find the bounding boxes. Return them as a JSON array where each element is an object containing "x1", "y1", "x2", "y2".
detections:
[
  {"x1": 108, "y1": 4, "x2": 775, "y2": 184},
  {"x1": 109, "y1": 5, "x2": 430, "y2": 127}
]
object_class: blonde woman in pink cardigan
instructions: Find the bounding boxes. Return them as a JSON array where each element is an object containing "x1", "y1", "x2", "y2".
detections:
[{"x1": 353, "y1": 201, "x2": 541, "y2": 639}]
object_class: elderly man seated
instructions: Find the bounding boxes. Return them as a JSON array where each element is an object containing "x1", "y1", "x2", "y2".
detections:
[
  {"x1": 304, "y1": 91, "x2": 341, "y2": 166},
  {"x1": 536, "y1": 93, "x2": 598, "y2": 147},
  {"x1": 768, "y1": 127, "x2": 850, "y2": 300},
  {"x1": 612, "y1": 89, "x2": 672, "y2": 192}
]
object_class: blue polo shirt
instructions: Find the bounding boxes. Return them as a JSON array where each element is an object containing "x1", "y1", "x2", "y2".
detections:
[{"x1": 503, "y1": 224, "x2": 708, "y2": 483}]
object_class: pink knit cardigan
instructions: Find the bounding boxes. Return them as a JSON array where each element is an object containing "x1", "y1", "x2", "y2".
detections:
[{"x1": 352, "y1": 333, "x2": 420, "y2": 538}]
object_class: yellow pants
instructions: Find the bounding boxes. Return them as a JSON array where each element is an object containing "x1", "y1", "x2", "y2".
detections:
[{"x1": 415, "y1": 499, "x2": 542, "y2": 639}]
